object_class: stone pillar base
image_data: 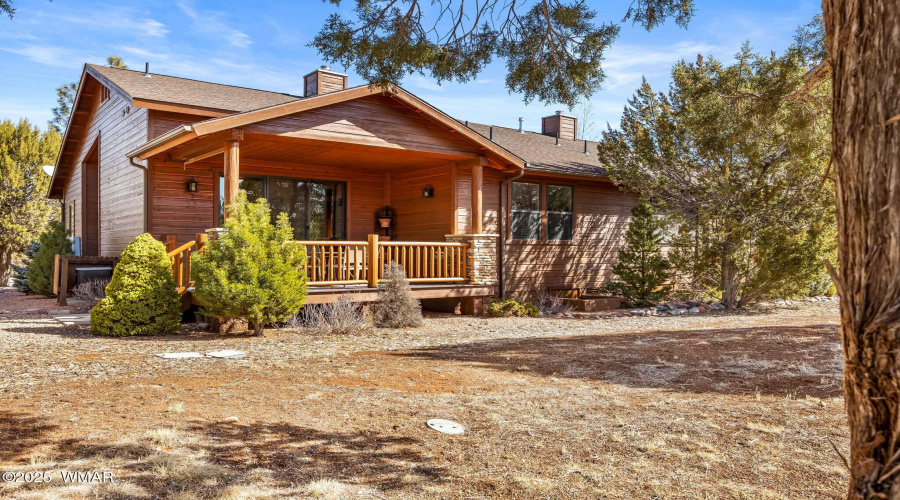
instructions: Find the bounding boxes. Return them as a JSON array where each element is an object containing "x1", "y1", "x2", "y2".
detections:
[{"x1": 445, "y1": 234, "x2": 498, "y2": 285}]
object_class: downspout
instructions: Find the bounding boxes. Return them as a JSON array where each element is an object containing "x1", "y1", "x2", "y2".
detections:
[
  {"x1": 498, "y1": 163, "x2": 526, "y2": 298},
  {"x1": 128, "y1": 156, "x2": 150, "y2": 233}
]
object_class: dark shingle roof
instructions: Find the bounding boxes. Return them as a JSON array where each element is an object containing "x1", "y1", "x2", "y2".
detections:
[
  {"x1": 88, "y1": 64, "x2": 302, "y2": 112},
  {"x1": 88, "y1": 64, "x2": 607, "y2": 178},
  {"x1": 465, "y1": 123, "x2": 607, "y2": 178}
]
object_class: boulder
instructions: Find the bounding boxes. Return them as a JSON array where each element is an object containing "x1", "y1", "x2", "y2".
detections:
[
  {"x1": 688, "y1": 307, "x2": 701, "y2": 313},
  {"x1": 669, "y1": 309, "x2": 685, "y2": 316}
]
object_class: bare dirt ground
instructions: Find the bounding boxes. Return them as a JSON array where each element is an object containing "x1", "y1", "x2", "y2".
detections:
[{"x1": 0, "y1": 288, "x2": 847, "y2": 499}]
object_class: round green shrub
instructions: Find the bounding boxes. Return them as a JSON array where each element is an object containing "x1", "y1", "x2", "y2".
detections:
[
  {"x1": 487, "y1": 298, "x2": 539, "y2": 317},
  {"x1": 90, "y1": 233, "x2": 181, "y2": 336},
  {"x1": 27, "y1": 220, "x2": 72, "y2": 297}
]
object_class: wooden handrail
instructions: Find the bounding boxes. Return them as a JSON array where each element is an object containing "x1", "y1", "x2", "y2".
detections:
[
  {"x1": 167, "y1": 239, "x2": 196, "y2": 294},
  {"x1": 292, "y1": 237, "x2": 470, "y2": 287},
  {"x1": 167, "y1": 241, "x2": 196, "y2": 258}
]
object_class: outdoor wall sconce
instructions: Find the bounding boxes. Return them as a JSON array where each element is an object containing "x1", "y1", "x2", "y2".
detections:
[
  {"x1": 422, "y1": 185, "x2": 434, "y2": 198},
  {"x1": 186, "y1": 177, "x2": 199, "y2": 193}
]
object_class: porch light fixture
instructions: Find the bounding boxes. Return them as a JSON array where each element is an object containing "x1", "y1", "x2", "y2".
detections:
[
  {"x1": 422, "y1": 185, "x2": 434, "y2": 198},
  {"x1": 186, "y1": 177, "x2": 199, "y2": 193}
]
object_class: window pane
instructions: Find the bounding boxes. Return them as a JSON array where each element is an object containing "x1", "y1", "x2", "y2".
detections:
[
  {"x1": 511, "y1": 182, "x2": 541, "y2": 241},
  {"x1": 219, "y1": 176, "x2": 264, "y2": 226},
  {"x1": 547, "y1": 184, "x2": 573, "y2": 241},
  {"x1": 268, "y1": 178, "x2": 307, "y2": 239}
]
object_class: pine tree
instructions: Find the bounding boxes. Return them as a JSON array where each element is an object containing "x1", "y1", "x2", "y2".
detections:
[
  {"x1": 192, "y1": 191, "x2": 308, "y2": 335},
  {"x1": 10, "y1": 241, "x2": 39, "y2": 293},
  {"x1": 90, "y1": 234, "x2": 181, "y2": 336},
  {"x1": 370, "y1": 262, "x2": 424, "y2": 328},
  {"x1": 27, "y1": 220, "x2": 72, "y2": 297},
  {"x1": 0, "y1": 119, "x2": 60, "y2": 282},
  {"x1": 602, "y1": 203, "x2": 672, "y2": 307}
]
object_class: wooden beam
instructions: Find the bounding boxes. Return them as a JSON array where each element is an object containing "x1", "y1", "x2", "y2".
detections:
[
  {"x1": 171, "y1": 129, "x2": 241, "y2": 161},
  {"x1": 472, "y1": 163, "x2": 483, "y2": 234},
  {"x1": 223, "y1": 140, "x2": 240, "y2": 217},
  {"x1": 456, "y1": 156, "x2": 489, "y2": 170},
  {"x1": 184, "y1": 147, "x2": 224, "y2": 165}
]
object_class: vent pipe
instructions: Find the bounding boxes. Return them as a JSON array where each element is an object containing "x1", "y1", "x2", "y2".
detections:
[
  {"x1": 584, "y1": 140, "x2": 589, "y2": 154},
  {"x1": 143, "y1": 62, "x2": 150, "y2": 77},
  {"x1": 555, "y1": 132, "x2": 560, "y2": 146},
  {"x1": 518, "y1": 117, "x2": 524, "y2": 133},
  {"x1": 489, "y1": 126, "x2": 493, "y2": 141}
]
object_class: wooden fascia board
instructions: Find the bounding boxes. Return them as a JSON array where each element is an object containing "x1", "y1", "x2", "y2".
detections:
[
  {"x1": 135, "y1": 128, "x2": 198, "y2": 160},
  {"x1": 48, "y1": 67, "x2": 91, "y2": 198},
  {"x1": 520, "y1": 170, "x2": 613, "y2": 183},
  {"x1": 131, "y1": 98, "x2": 232, "y2": 117},
  {"x1": 191, "y1": 86, "x2": 377, "y2": 136},
  {"x1": 84, "y1": 65, "x2": 134, "y2": 104}
]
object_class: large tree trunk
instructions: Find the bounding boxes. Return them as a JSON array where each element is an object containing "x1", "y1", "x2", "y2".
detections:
[
  {"x1": 0, "y1": 247, "x2": 12, "y2": 287},
  {"x1": 721, "y1": 256, "x2": 740, "y2": 309},
  {"x1": 822, "y1": 1, "x2": 900, "y2": 497}
]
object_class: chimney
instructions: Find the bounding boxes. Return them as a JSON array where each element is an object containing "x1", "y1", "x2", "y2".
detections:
[
  {"x1": 518, "y1": 117, "x2": 524, "y2": 133},
  {"x1": 304, "y1": 65, "x2": 348, "y2": 97},
  {"x1": 541, "y1": 110, "x2": 577, "y2": 140}
]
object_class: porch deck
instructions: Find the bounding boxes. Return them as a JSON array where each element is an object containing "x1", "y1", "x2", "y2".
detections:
[{"x1": 304, "y1": 283, "x2": 496, "y2": 304}]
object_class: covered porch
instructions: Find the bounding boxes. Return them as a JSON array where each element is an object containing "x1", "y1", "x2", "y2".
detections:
[{"x1": 130, "y1": 88, "x2": 524, "y2": 296}]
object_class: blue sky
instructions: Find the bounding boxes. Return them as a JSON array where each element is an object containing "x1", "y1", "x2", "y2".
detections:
[{"x1": 1, "y1": 0, "x2": 820, "y2": 137}]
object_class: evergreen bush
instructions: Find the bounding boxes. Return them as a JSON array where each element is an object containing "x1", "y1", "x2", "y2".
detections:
[
  {"x1": 27, "y1": 221, "x2": 72, "y2": 297},
  {"x1": 370, "y1": 262, "x2": 424, "y2": 328},
  {"x1": 90, "y1": 233, "x2": 181, "y2": 336},
  {"x1": 602, "y1": 203, "x2": 672, "y2": 307},
  {"x1": 191, "y1": 192, "x2": 308, "y2": 335},
  {"x1": 10, "y1": 241, "x2": 39, "y2": 293},
  {"x1": 487, "y1": 298, "x2": 539, "y2": 317}
]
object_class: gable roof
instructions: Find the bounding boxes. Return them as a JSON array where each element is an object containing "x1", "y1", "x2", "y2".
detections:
[
  {"x1": 127, "y1": 85, "x2": 528, "y2": 171},
  {"x1": 87, "y1": 64, "x2": 301, "y2": 113},
  {"x1": 466, "y1": 123, "x2": 607, "y2": 178}
]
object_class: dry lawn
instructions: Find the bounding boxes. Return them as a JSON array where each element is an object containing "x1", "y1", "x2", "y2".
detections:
[{"x1": 0, "y1": 289, "x2": 847, "y2": 498}]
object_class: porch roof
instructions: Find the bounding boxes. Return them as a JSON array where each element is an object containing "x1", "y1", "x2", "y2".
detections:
[{"x1": 126, "y1": 85, "x2": 527, "y2": 172}]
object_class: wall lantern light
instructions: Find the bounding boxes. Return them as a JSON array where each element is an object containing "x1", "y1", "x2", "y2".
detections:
[
  {"x1": 186, "y1": 177, "x2": 199, "y2": 193},
  {"x1": 422, "y1": 185, "x2": 434, "y2": 198}
]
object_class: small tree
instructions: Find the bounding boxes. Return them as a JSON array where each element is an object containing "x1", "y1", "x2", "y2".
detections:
[
  {"x1": 370, "y1": 262, "x2": 423, "y2": 328},
  {"x1": 192, "y1": 191, "x2": 308, "y2": 335},
  {"x1": 90, "y1": 233, "x2": 181, "y2": 336},
  {"x1": 10, "y1": 240, "x2": 39, "y2": 293},
  {"x1": 602, "y1": 203, "x2": 672, "y2": 306},
  {"x1": 27, "y1": 220, "x2": 72, "y2": 297}
]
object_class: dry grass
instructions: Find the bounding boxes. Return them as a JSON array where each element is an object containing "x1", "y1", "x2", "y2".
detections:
[{"x1": 0, "y1": 297, "x2": 847, "y2": 499}]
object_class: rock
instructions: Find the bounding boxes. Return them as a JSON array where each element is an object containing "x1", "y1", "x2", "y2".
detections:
[
  {"x1": 688, "y1": 307, "x2": 700, "y2": 313},
  {"x1": 655, "y1": 305, "x2": 669, "y2": 312},
  {"x1": 669, "y1": 309, "x2": 684, "y2": 316},
  {"x1": 629, "y1": 309, "x2": 646, "y2": 316},
  {"x1": 195, "y1": 322, "x2": 209, "y2": 330},
  {"x1": 711, "y1": 303, "x2": 726, "y2": 310},
  {"x1": 695, "y1": 306, "x2": 706, "y2": 313},
  {"x1": 664, "y1": 301, "x2": 679, "y2": 310},
  {"x1": 687, "y1": 301, "x2": 703, "y2": 308}
]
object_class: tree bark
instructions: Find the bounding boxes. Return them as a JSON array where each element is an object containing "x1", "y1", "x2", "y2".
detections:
[
  {"x1": 721, "y1": 256, "x2": 740, "y2": 309},
  {"x1": 823, "y1": 0, "x2": 900, "y2": 497},
  {"x1": 0, "y1": 248, "x2": 12, "y2": 287}
]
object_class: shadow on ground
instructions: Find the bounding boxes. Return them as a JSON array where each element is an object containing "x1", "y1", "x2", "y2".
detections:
[
  {"x1": 393, "y1": 324, "x2": 843, "y2": 398},
  {"x1": 0, "y1": 411, "x2": 58, "y2": 463}
]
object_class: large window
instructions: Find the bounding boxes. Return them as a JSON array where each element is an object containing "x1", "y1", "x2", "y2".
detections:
[
  {"x1": 219, "y1": 175, "x2": 346, "y2": 240},
  {"x1": 546, "y1": 184, "x2": 574, "y2": 241},
  {"x1": 510, "y1": 181, "x2": 574, "y2": 242},
  {"x1": 511, "y1": 182, "x2": 541, "y2": 241}
]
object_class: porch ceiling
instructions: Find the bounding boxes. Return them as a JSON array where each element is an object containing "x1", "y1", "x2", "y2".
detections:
[{"x1": 167, "y1": 133, "x2": 494, "y2": 171}]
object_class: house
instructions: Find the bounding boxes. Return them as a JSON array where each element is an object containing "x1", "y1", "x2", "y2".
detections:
[{"x1": 47, "y1": 63, "x2": 636, "y2": 312}]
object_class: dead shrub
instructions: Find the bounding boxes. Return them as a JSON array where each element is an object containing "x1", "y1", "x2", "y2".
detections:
[
  {"x1": 71, "y1": 278, "x2": 109, "y2": 305},
  {"x1": 299, "y1": 294, "x2": 372, "y2": 335},
  {"x1": 534, "y1": 292, "x2": 573, "y2": 315},
  {"x1": 370, "y1": 262, "x2": 423, "y2": 328}
]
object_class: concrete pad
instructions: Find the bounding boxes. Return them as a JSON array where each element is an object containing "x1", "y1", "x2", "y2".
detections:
[
  {"x1": 53, "y1": 314, "x2": 91, "y2": 326},
  {"x1": 206, "y1": 350, "x2": 246, "y2": 359}
]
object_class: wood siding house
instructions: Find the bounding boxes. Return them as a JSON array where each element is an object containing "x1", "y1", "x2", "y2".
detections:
[{"x1": 48, "y1": 64, "x2": 636, "y2": 310}]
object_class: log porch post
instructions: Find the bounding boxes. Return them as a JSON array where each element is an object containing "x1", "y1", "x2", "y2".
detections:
[
  {"x1": 222, "y1": 129, "x2": 243, "y2": 218},
  {"x1": 472, "y1": 163, "x2": 483, "y2": 234}
]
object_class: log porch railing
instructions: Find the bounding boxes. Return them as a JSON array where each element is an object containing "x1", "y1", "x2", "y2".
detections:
[
  {"x1": 296, "y1": 234, "x2": 469, "y2": 287},
  {"x1": 164, "y1": 233, "x2": 469, "y2": 292},
  {"x1": 163, "y1": 234, "x2": 207, "y2": 295}
]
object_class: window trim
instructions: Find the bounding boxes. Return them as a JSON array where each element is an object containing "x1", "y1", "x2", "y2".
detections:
[{"x1": 507, "y1": 180, "x2": 577, "y2": 243}]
